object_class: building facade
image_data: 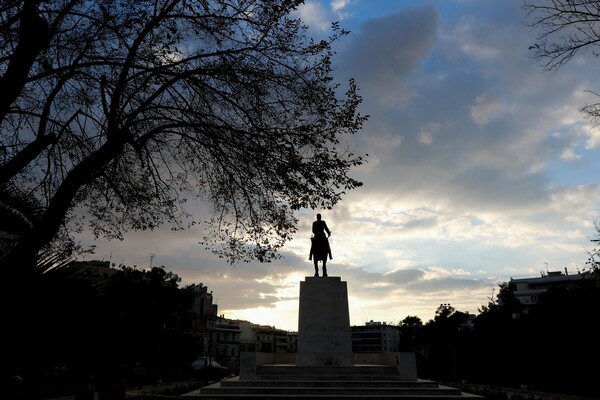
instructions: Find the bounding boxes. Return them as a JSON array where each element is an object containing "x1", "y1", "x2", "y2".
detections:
[
  {"x1": 510, "y1": 269, "x2": 593, "y2": 306},
  {"x1": 351, "y1": 320, "x2": 400, "y2": 353}
]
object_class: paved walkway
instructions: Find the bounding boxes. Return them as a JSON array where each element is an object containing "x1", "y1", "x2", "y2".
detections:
[{"x1": 46, "y1": 381, "x2": 199, "y2": 400}]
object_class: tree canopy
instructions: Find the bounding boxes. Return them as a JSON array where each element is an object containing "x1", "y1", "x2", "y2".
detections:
[
  {"x1": 0, "y1": 0, "x2": 367, "y2": 268},
  {"x1": 2, "y1": 260, "x2": 199, "y2": 395},
  {"x1": 524, "y1": 0, "x2": 600, "y2": 127}
]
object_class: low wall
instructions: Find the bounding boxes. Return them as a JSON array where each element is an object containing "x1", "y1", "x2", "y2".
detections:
[
  {"x1": 255, "y1": 352, "x2": 296, "y2": 365},
  {"x1": 248, "y1": 351, "x2": 412, "y2": 367},
  {"x1": 240, "y1": 351, "x2": 417, "y2": 381},
  {"x1": 239, "y1": 352, "x2": 296, "y2": 380},
  {"x1": 354, "y1": 352, "x2": 398, "y2": 365},
  {"x1": 354, "y1": 352, "x2": 417, "y2": 381}
]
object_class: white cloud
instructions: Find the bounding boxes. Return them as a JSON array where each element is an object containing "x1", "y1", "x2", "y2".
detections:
[
  {"x1": 330, "y1": 0, "x2": 353, "y2": 19},
  {"x1": 584, "y1": 125, "x2": 600, "y2": 149},
  {"x1": 296, "y1": 1, "x2": 332, "y2": 33},
  {"x1": 560, "y1": 147, "x2": 581, "y2": 161},
  {"x1": 470, "y1": 92, "x2": 508, "y2": 126}
]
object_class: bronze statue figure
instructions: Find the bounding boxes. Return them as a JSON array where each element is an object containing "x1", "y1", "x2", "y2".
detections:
[{"x1": 309, "y1": 213, "x2": 332, "y2": 277}]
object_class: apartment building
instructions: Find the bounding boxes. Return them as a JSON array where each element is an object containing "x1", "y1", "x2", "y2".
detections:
[
  {"x1": 509, "y1": 269, "x2": 593, "y2": 306},
  {"x1": 351, "y1": 320, "x2": 400, "y2": 353}
]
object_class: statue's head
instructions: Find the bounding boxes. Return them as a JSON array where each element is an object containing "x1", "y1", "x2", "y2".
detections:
[{"x1": 316, "y1": 213, "x2": 322, "y2": 220}]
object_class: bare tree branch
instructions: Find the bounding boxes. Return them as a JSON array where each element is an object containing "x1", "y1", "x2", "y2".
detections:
[{"x1": 0, "y1": 0, "x2": 368, "y2": 266}]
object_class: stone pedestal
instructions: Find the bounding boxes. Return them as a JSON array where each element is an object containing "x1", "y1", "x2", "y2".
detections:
[{"x1": 296, "y1": 276, "x2": 353, "y2": 366}]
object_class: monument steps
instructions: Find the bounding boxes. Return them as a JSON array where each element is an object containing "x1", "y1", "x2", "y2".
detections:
[
  {"x1": 240, "y1": 375, "x2": 419, "y2": 382},
  {"x1": 201, "y1": 387, "x2": 468, "y2": 399},
  {"x1": 184, "y1": 276, "x2": 480, "y2": 398},
  {"x1": 254, "y1": 364, "x2": 404, "y2": 379},
  {"x1": 189, "y1": 396, "x2": 479, "y2": 399},
  {"x1": 188, "y1": 365, "x2": 480, "y2": 399},
  {"x1": 191, "y1": 385, "x2": 476, "y2": 399},
  {"x1": 220, "y1": 379, "x2": 439, "y2": 389}
]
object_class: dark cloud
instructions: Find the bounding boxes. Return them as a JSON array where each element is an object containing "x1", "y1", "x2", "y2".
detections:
[
  {"x1": 337, "y1": 2, "x2": 597, "y2": 219},
  {"x1": 381, "y1": 268, "x2": 425, "y2": 285},
  {"x1": 339, "y1": 6, "x2": 438, "y2": 105},
  {"x1": 403, "y1": 276, "x2": 492, "y2": 293}
]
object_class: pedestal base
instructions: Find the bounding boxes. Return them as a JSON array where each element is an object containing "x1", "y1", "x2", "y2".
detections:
[{"x1": 297, "y1": 276, "x2": 353, "y2": 366}]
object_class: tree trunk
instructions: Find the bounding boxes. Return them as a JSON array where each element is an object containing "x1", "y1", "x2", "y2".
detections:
[{"x1": 3, "y1": 138, "x2": 125, "y2": 268}]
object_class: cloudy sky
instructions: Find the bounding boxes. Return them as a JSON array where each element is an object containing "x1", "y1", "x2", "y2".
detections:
[{"x1": 80, "y1": 0, "x2": 600, "y2": 331}]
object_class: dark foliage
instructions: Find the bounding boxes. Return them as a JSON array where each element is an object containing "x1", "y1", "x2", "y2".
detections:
[
  {"x1": 0, "y1": 261, "x2": 197, "y2": 400},
  {"x1": 0, "y1": 0, "x2": 367, "y2": 267},
  {"x1": 401, "y1": 269, "x2": 600, "y2": 398}
]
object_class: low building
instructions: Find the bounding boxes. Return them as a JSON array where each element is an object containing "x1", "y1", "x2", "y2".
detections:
[
  {"x1": 286, "y1": 331, "x2": 298, "y2": 353},
  {"x1": 235, "y1": 320, "x2": 291, "y2": 353},
  {"x1": 351, "y1": 320, "x2": 400, "y2": 353},
  {"x1": 188, "y1": 283, "x2": 219, "y2": 361},
  {"x1": 253, "y1": 325, "x2": 288, "y2": 353},
  {"x1": 510, "y1": 269, "x2": 593, "y2": 306},
  {"x1": 212, "y1": 317, "x2": 242, "y2": 372}
]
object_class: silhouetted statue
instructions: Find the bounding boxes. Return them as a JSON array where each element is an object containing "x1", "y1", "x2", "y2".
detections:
[{"x1": 309, "y1": 213, "x2": 332, "y2": 277}]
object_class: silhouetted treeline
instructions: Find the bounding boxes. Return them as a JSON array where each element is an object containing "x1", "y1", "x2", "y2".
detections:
[
  {"x1": 399, "y1": 269, "x2": 600, "y2": 398},
  {"x1": 1, "y1": 261, "x2": 199, "y2": 400},
  {"x1": 3, "y1": 260, "x2": 599, "y2": 399}
]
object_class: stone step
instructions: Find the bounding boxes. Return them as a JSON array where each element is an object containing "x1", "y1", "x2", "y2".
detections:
[
  {"x1": 257, "y1": 365, "x2": 398, "y2": 373},
  {"x1": 253, "y1": 365, "x2": 407, "y2": 381},
  {"x1": 188, "y1": 376, "x2": 480, "y2": 399},
  {"x1": 220, "y1": 379, "x2": 441, "y2": 388},
  {"x1": 189, "y1": 390, "x2": 478, "y2": 399},
  {"x1": 200, "y1": 385, "x2": 461, "y2": 396},
  {"x1": 190, "y1": 392, "x2": 479, "y2": 399},
  {"x1": 189, "y1": 396, "x2": 480, "y2": 399},
  {"x1": 252, "y1": 374, "x2": 409, "y2": 381},
  {"x1": 256, "y1": 365, "x2": 399, "y2": 376}
]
